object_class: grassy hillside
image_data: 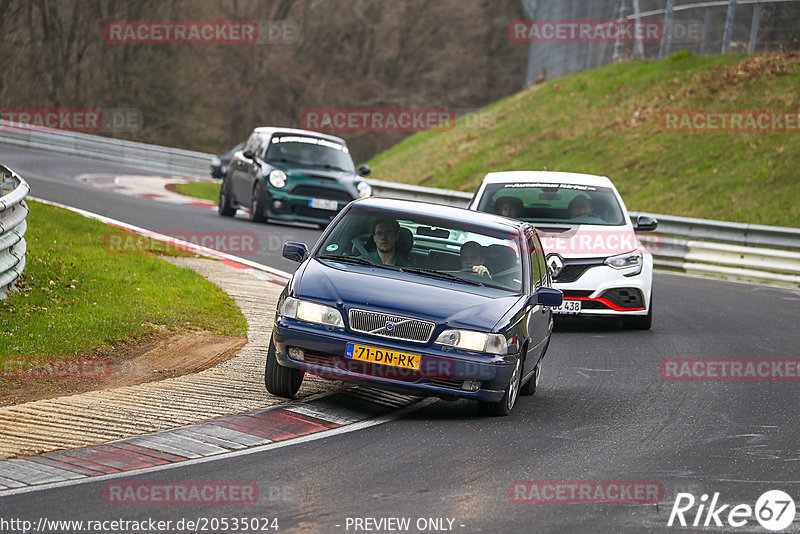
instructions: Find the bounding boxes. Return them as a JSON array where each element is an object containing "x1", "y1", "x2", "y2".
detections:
[{"x1": 367, "y1": 51, "x2": 800, "y2": 227}]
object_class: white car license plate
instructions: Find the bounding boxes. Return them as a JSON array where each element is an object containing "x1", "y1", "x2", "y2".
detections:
[
  {"x1": 308, "y1": 198, "x2": 338, "y2": 211},
  {"x1": 553, "y1": 299, "x2": 581, "y2": 315}
]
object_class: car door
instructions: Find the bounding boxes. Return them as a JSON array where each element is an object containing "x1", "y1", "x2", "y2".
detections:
[
  {"x1": 525, "y1": 228, "x2": 550, "y2": 370},
  {"x1": 242, "y1": 133, "x2": 269, "y2": 201},
  {"x1": 232, "y1": 132, "x2": 260, "y2": 203}
]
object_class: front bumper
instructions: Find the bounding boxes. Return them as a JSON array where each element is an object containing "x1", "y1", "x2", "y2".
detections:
[
  {"x1": 263, "y1": 188, "x2": 352, "y2": 225},
  {"x1": 273, "y1": 317, "x2": 517, "y2": 402},
  {"x1": 553, "y1": 260, "x2": 653, "y2": 317}
]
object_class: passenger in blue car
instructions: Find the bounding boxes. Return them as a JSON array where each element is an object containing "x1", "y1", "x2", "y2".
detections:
[{"x1": 359, "y1": 218, "x2": 414, "y2": 267}]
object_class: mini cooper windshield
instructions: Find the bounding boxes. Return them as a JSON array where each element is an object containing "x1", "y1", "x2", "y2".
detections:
[
  {"x1": 477, "y1": 182, "x2": 626, "y2": 226},
  {"x1": 265, "y1": 134, "x2": 356, "y2": 173},
  {"x1": 315, "y1": 206, "x2": 524, "y2": 293}
]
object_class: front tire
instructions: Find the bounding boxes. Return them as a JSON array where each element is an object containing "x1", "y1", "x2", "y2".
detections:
[
  {"x1": 264, "y1": 338, "x2": 304, "y2": 398},
  {"x1": 218, "y1": 177, "x2": 236, "y2": 217},
  {"x1": 477, "y1": 357, "x2": 521, "y2": 416},
  {"x1": 249, "y1": 181, "x2": 268, "y2": 223},
  {"x1": 521, "y1": 339, "x2": 549, "y2": 396},
  {"x1": 624, "y1": 297, "x2": 653, "y2": 330}
]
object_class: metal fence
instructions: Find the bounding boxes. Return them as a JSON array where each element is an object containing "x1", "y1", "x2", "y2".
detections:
[
  {"x1": 0, "y1": 164, "x2": 29, "y2": 299},
  {"x1": 521, "y1": 0, "x2": 800, "y2": 84},
  {"x1": 0, "y1": 120, "x2": 210, "y2": 177},
  {"x1": 1, "y1": 125, "x2": 798, "y2": 288}
]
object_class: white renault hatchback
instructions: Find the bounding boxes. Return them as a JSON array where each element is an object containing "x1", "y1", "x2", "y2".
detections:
[{"x1": 469, "y1": 171, "x2": 657, "y2": 329}]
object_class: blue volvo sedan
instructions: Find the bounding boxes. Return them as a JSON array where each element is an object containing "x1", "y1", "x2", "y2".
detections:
[{"x1": 266, "y1": 197, "x2": 562, "y2": 415}]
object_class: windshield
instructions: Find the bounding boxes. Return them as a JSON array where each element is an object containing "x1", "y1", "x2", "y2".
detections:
[
  {"x1": 476, "y1": 183, "x2": 626, "y2": 226},
  {"x1": 315, "y1": 205, "x2": 524, "y2": 293},
  {"x1": 265, "y1": 134, "x2": 355, "y2": 173}
]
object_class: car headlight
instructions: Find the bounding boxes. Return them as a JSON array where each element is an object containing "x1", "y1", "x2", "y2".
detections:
[
  {"x1": 434, "y1": 329, "x2": 507, "y2": 355},
  {"x1": 269, "y1": 169, "x2": 287, "y2": 188},
  {"x1": 604, "y1": 252, "x2": 643, "y2": 274},
  {"x1": 280, "y1": 297, "x2": 343, "y2": 327},
  {"x1": 357, "y1": 181, "x2": 372, "y2": 198}
]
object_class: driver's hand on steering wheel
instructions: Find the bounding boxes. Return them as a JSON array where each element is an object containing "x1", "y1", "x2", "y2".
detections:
[{"x1": 472, "y1": 265, "x2": 491, "y2": 277}]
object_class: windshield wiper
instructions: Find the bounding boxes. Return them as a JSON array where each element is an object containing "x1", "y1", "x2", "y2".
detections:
[
  {"x1": 306, "y1": 163, "x2": 349, "y2": 172},
  {"x1": 400, "y1": 267, "x2": 484, "y2": 286},
  {"x1": 317, "y1": 255, "x2": 400, "y2": 270},
  {"x1": 269, "y1": 157, "x2": 305, "y2": 166}
]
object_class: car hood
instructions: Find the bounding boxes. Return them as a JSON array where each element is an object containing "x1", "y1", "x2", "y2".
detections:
[
  {"x1": 272, "y1": 163, "x2": 357, "y2": 181},
  {"x1": 537, "y1": 224, "x2": 644, "y2": 259},
  {"x1": 296, "y1": 259, "x2": 525, "y2": 332}
]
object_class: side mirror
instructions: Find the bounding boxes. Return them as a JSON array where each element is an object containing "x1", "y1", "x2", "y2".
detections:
[
  {"x1": 357, "y1": 165, "x2": 371, "y2": 177},
  {"x1": 532, "y1": 287, "x2": 563, "y2": 307},
  {"x1": 282, "y1": 242, "x2": 309, "y2": 263},
  {"x1": 243, "y1": 150, "x2": 256, "y2": 160},
  {"x1": 635, "y1": 215, "x2": 658, "y2": 232}
]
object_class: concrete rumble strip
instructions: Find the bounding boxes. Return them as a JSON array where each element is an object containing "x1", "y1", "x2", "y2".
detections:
[{"x1": 0, "y1": 257, "x2": 340, "y2": 460}]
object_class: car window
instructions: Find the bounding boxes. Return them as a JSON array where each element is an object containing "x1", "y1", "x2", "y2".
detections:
[
  {"x1": 534, "y1": 233, "x2": 548, "y2": 286},
  {"x1": 243, "y1": 132, "x2": 260, "y2": 153},
  {"x1": 315, "y1": 205, "x2": 524, "y2": 293},
  {"x1": 476, "y1": 183, "x2": 626, "y2": 226},
  {"x1": 526, "y1": 230, "x2": 543, "y2": 289},
  {"x1": 265, "y1": 134, "x2": 356, "y2": 173}
]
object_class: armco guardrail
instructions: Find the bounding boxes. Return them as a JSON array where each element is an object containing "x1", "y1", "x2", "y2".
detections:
[
  {"x1": 630, "y1": 212, "x2": 800, "y2": 288},
  {"x1": 1, "y1": 122, "x2": 798, "y2": 288},
  {"x1": 0, "y1": 120, "x2": 210, "y2": 177},
  {"x1": 0, "y1": 164, "x2": 29, "y2": 298}
]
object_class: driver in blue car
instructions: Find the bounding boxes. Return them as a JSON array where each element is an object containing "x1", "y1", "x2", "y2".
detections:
[
  {"x1": 460, "y1": 241, "x2": 491, "y2": 277},
  {"x1": 360, "y1": 218, "x2": 413, "y2": 267}
]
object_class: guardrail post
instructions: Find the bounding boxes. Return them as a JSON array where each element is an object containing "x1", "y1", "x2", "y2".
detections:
[
  {"x1": 701, "y1": 8, "x2": 713, "y2": 55},
  {"x1": 748, "y1": 2, "x2": 761, "y2": 55},
  {"x1": 722, "y1": 0, "x2": 738, "y2": 53},
  {"x1": 659, "y1": 0, "x2": 675, "y2": 59}
]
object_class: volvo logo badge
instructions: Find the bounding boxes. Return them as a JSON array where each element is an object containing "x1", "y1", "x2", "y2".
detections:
[
  {"x1": 547, "y1": 254, "x2": 564, "y2": 278},
  {"x1": 385, "y1": 321, "x2": 395, "y2": 331}
]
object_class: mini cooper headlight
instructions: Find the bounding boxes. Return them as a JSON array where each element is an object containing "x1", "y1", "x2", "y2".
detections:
[
  {"x1": 604, "y1": 252, "x2": 642, "y2": 274},
  {"x1": 269, "y1": 169, "x2": 287, "y2": 188},
  {"x1": 434, "y1": 329, "x2": 507, "y2": 355},
  {"x1": 357, "y1": 181, "x2": 372, "y2": 198},
  {"x1": 280, "y1": 297, "x2": 343, "y2": 327}
]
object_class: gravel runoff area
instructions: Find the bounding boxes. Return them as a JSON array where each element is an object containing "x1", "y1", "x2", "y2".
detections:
[{"x1": 0, "y1": 257, "x2": 338, "y2": 459}]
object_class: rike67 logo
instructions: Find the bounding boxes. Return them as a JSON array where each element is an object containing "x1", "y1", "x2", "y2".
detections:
[{"x1": 668, "y1": 490, "x2": 796, "y2": 531}]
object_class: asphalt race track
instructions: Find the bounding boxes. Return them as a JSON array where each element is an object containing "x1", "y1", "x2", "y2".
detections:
[{"x1": 1, "y1": 144, "x2": 799, "y2": 533}]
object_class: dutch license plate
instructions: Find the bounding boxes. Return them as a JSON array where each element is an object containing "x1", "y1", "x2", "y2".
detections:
[
  {"x1": 553, "y1": 299, "x2": 581, "y2": 315},
  {"x1": 309, "y1": 198, "x2": 338, "y2": 211},
  {"x1": 345, "y1": 342, "x2": 421, "y2": 370}
]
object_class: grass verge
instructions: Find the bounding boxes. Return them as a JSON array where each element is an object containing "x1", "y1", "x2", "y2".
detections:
[
  {"x1": 0, "y1": 200, "x2": 247, "y2": 360},
  {"x1": 172, "y1": 181, "x2": 220, "y2": 203}
]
